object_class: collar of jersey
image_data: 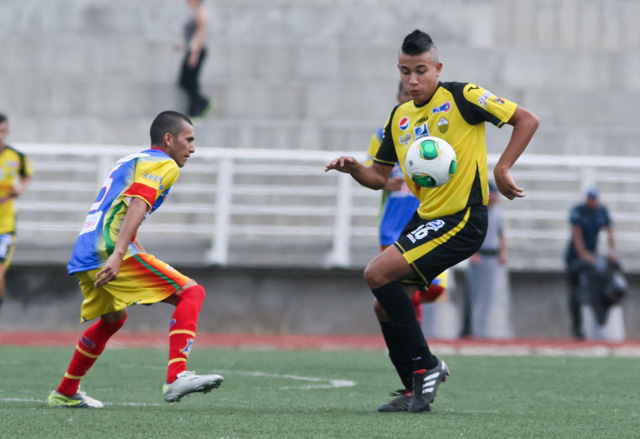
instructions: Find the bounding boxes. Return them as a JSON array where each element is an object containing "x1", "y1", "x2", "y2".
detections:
[{"x1": 412, "y1": 81, "x2": 442, "y2": 108}]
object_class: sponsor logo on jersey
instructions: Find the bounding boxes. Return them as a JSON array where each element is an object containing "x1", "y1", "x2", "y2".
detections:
[
  {"x1": 143, "y1": 173, "x2": 162, "y2": 182},
  {"x1": 80, "y1": 211, "x2": 103, "y2": 235},
  {"x1": 80, "y1": 336, "x2": 96, "y2": 349},
  {"x1": 432, "y1": 101, "x2": 451, "y2": 114},
  {"x1": 437, "y1": 117, "x2": 449, "y2": 134},
  {"x1": 478, "y1": 90, "x2": 493, "y2": 108},
  {"x1": 407, "y1": 219, "x2": 446, "y2": 243},
  {"x1": 414, "y1": 123, "x2": 430, "y2": 139},
  {"x1": 415, "y1": 116, "x2": 429, "y2": 125},
  {"x1": 169, "y1": 319, "x2": 177, "y2": 327},
  {"x1": 494, "y1": 97, "x2": 505, "y2": 105},
  {"x1": 399, "y1": 117, "x2": 410, "y2": 130}
]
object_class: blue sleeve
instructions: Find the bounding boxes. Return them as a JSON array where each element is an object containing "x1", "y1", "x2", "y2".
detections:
[{"x1": 569, "y1": 206, "x2": 581, "y2": 225}]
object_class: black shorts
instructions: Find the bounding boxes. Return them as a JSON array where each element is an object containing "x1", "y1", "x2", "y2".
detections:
[{"x1": 394, "y1": 206, "x2": 488, "y2": 287}]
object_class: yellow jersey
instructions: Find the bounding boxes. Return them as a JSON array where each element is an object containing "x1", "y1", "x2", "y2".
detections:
[
  {"x1": 0, "y1": 146, "x2": 33, "y2": 234},
  {"x1": 374, "y1": 82, "x2": 517, "y2": 220}
]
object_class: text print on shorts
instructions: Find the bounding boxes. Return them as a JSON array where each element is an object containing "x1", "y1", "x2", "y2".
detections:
[
  {"x1": 0, "y1": 234, "x2": 13, "y2": 259},
  {"x1": 406, "y1": 219, "x2": 445, "y2": 244}
]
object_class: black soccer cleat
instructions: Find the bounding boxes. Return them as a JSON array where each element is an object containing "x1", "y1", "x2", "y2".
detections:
[
  {"x1": 408, "y1": 356, "x2": 449, "y2": 413},
  {"x1": 378, "y1": 389, "x2": 413, "y2": 412}
]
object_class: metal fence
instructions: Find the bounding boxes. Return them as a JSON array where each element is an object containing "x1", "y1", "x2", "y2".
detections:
[{"x1": 13, "y1": 143, "x2": 640, "y2": 272}]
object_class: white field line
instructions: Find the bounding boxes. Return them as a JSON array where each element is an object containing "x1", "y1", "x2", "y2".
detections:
[
  {"x1": 213, "y1": 369, "x2": 356, "y2": 390},
  {"x1": 433, "y1": 344, "x2": 640, "y2": 358},
  {"x1": 0, "y1": 370, "x2": 355, "y2": 406},
  {"x1": 0, "y1": 397, "x2": 162, "y2": 406}
]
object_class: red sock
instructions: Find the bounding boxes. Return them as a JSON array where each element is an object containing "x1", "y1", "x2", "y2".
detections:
[
  {"x1": 56, "y1": 314, "x2": 127, "y2": 396},
  {"x1": 167, "y1": 285, "x2": 205, "y2": 383}
]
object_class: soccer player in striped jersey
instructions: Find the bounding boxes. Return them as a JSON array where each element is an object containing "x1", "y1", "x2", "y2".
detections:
[
  {"x1": 327, "y1": 30, "x2": 538, "y2": 413},
  {"x1": 0, "y1": 113, "x2": 32, "y2": 315},
  {"x1": 48, "y1": 111, "x2": 223, "y2": 408}
]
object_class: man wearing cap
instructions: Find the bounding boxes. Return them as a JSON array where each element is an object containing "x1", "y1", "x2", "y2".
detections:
[
  {"x1": 463, "y1": 181, "x2": 508, "y2": 337},
  {"x1": 565, "y1": 188, "x2": 617, "y2": 339}
]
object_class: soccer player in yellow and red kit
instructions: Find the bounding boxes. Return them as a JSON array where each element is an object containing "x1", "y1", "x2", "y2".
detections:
[
  {"x1": 327, "y1": 30, "x2": 538, "y2": 413},
  {"x1": 48, "y1": 111, "x2": 223, "y2": 408},
  {"x1": 0, "y1": 113, "x2": 32, "y2": 314}
]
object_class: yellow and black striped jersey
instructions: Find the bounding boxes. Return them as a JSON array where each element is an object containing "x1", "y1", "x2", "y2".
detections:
[
  {"x1": 0, "y1": 145, "x2": 33, "y2": 234},
  {"x1": 374, "y1": 82, "x2": 517, "y2": 220}
]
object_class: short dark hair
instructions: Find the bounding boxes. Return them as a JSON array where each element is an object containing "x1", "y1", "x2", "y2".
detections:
[
  {"x1": 149, "y1": 111, "x2": 192, "y2": 146},
  {"x1": 0, "y1": 113, "x2": 7, "y2": 124},
  {"x1": 401, "y1": 30, "x2": 438, "y2": 60}
]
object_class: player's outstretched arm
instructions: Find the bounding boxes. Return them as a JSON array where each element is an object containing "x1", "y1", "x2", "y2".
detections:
[
  {"x1": 494, "y1": 106, "x2": 539, "y2": 200},
  {"x1": 94, "y1": 197, "x2": 149, "y2": 287},
  {"x1": 325, "y1": 157, "x2": 391, "y2": 190}
]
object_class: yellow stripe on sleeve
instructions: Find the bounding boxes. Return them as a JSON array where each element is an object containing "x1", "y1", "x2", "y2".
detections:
[{"x1": 168, "y1": 358, "x2": 187, "y2": 366}]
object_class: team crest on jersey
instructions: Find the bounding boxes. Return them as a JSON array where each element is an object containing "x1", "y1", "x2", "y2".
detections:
[
  {"x1": 399, "y1": 117, "x2": 410, "y2": 131},
  {"x1": 80, "y1": 336, "x2": 96, "y2": 349},
  {"x1": 432, "y1": 101, "x2": 451, "y2": 114},
  {"x1": 180, "y1": 338, "x2": 194, "y2": 357},
  {"x1": 478, "y1": 90, "x2": 493, "y2": 108},
  {"x1": 437, "y1": 117, "x2": 449, "y2": 134}
]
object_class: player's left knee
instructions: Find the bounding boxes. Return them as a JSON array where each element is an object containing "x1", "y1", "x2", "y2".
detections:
[{"x1": 179, "y1": 283, "x2": 206, "y2": 304}]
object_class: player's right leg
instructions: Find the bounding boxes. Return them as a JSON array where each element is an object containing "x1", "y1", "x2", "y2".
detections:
[{"x1": 162, "y1": 279, "x2": 223, "y2": 403}]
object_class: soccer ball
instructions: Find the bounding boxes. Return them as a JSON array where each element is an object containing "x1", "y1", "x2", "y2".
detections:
[{"x1": 404, "y1": 136, "x2": 457, "y2": 188}]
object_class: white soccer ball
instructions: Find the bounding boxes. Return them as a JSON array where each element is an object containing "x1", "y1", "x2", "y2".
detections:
[{"x1": 404, "y1": 136, "x2": 457, "y2": 188}]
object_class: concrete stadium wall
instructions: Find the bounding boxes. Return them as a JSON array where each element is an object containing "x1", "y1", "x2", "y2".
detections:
[
  {"x1": 1, "y1": 0, "x2": 639, "y2": 155},
  {"x1": 2, "y1": 265, "x2": 639, "y2": 339}
]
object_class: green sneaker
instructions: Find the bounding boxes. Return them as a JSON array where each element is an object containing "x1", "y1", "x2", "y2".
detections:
[
  {"x1": 47, "y1": 390, "x2": 104, "y2": 409},
  {"x1": 163, "y1": 371, "x2": 224, "y2": 403}
]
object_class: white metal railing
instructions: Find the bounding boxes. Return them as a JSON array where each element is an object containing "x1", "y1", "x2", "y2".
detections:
[{"x1": 12, "y1": 143, "x2": 640, "y2": 271}]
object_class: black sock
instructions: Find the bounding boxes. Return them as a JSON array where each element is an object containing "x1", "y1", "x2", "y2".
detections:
[
  {"x1": 372, "y1": 281, "x2": 437, "y2": 371},
  {"x1": 379, "y1": 321, "x2": 412, "y2": 390}
]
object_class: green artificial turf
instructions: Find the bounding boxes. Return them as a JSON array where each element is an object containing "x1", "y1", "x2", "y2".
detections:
[{"x1": 0, "y1": 346, "x2": 638, "y2": 439}]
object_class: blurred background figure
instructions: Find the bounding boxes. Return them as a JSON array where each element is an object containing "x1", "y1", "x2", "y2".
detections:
[
  {"x1": 178, "y1": 0, "x2": 211, "y2": 118},
  {"x1": 565, "y1": 188, "x2": 625, "y2": 341},
  {"x1": 0, "y1": 113, "x2": 32, "y2": 315},
  {"x1": 462, "y1": 181, "x2": 512, "y2": 338}
]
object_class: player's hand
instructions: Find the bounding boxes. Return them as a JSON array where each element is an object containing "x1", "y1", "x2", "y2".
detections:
[
  {"x1": 384, "y1": 177, "x2": 405, "y2": 192},
  {"x1": 493, "y1": 168, "x2": 525, "y2": 200},
  {"x1": 94, "y1": 255, "x2": 122, "y2": 287},
  {"x1": 469, "y1": 253, "x2": 481, "y2": 264},
  {"x1": 580, "y1": 251, "x2": 595, "y2": 264},
  {"x1": 325, "y1": 156, "x2": 359, "y2": 174}
]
